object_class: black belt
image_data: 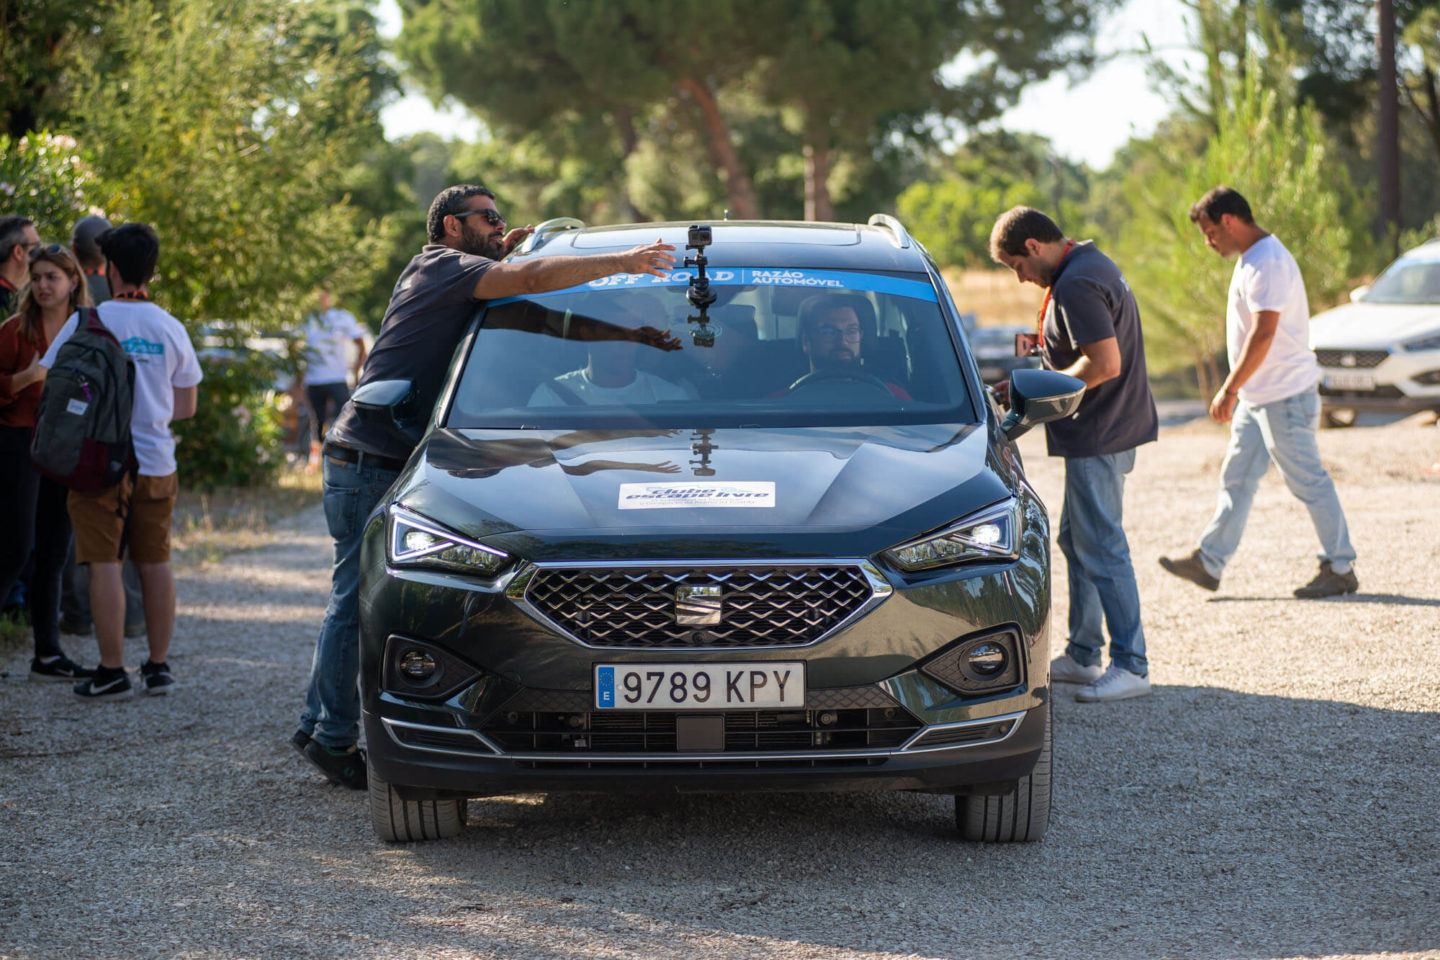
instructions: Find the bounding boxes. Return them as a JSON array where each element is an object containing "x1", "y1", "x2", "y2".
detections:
[{"x1": 322, "y1": 443, "x2": 406, "y2": 473}]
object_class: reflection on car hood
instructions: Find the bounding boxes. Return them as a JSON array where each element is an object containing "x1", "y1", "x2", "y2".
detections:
[
  {"x1": 1310, "y1": 302, "x2": 1440, "y2": 348},
  {"x1": 393, "y1": 424, "x2": 1010, "y2": 560}
]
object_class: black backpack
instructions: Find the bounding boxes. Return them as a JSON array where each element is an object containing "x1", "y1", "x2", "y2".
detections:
[{"x1": 31, "y1": 306, "x2": 137, "y2": 491}]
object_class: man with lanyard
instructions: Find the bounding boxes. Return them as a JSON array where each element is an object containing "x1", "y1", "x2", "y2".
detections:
[
  {"x1": 0, "y1": 216, "x2": 41, "y2": 316},
  {"x1": 293, "y1": 184, "x2": 678, "y2": 787},
  {"x1": 990, "y1": 206, "x2": 1159, "y2": 703}
]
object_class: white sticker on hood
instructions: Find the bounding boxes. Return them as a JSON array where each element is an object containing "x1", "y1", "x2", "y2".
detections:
[{"x1": 619, "y1": 481, "x2": 775, "y2": 509}]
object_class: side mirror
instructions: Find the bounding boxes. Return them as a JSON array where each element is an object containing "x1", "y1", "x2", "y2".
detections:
[
  {"x1": 351, "y1": 379, "x2": 420, "y2": 439},
  {"x1": 1349, "y1": 285, "x2": 1370, "y2": 303},
  {"x1": 1001, "y1": 368, "x2": 1085, "y2": 440}
]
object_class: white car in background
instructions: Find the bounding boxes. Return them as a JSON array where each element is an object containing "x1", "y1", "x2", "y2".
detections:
[{"x1": 1311, "y1": 238, "x2": 1440, "y2": 426}]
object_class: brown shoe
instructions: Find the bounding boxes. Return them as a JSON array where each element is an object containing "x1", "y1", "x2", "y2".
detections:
[
  {"x1": 1293, "y1": 562, "x2": 1358, "y2": 599},
  {"x1": 1158, "y1": 550, "x2": 1219, "y2": 592}
]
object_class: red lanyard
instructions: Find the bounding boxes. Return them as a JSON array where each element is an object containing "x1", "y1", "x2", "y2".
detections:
[
  {"x1": 1036, "y1": 240, "x2": 1078, "y2": 339},
  {"x1": 113, "y1": 290, "x2": 150, "y2": 301}
]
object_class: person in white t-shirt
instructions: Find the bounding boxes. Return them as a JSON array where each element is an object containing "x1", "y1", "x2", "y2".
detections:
[
  {"x1": 40, "y1": 223, "x2": 204, "y2": 699},
  {"x1": 1159, "y1": 186, "x2": 1357, "y2": 599},
  {"x1": 298, "y1": 290, "x2": 366, "y2": 467},
  {"x1": 529, "y1": 292, "x2": 690, "y2": 407}
]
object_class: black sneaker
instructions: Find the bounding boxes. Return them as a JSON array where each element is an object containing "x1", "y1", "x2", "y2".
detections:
[
  {"x1": 289, "y1": 728, "x2": 312, "y2": 755},
  {"x1": 30, "y1": 655, "x2": 97, "y2": 681},
  {"x1": 302, "y1": 739, "x2": 367, "y2": 790},
  {"x1": 139, "y1": 660, "x2": 176, "y2": 696},
  {"x1": 74, "y1": 666, "x2": 134, "y2": 701},
  {"x1": 1294, "y1": 562, "x2": 1359, "y2": 599}
]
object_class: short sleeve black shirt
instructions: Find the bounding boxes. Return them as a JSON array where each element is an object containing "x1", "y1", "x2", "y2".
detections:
[
  {"x1": 1041, "y1": 242, "x2": 1158, "y2": 458},
  {"x1": 327, "y1": 244, "x2": 495, "y2": 460}
]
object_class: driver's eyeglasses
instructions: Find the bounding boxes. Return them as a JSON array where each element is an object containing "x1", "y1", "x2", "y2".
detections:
[
  {"x1": 453, "y1": 208, "x2": 506, "y2": 226},
  {"x1": 28, "y1": 243, "x2": 65, "y2": 262},
  {"x1": 815, "y1": 325, "x2": 862, "y2": 342}
]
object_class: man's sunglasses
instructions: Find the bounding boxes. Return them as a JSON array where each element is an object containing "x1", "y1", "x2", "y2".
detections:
[
  {"x1": 452, "y1": 208, "x2": 506, "y2": 226},
  {"x1": 28, "y1": 242, "x2": 67, "y2": 261}
]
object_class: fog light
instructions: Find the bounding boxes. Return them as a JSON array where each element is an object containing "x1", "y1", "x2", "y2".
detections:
[
  {"x1": 965, "y1": 642, "x2": 1007, "y2": 677},
  {"x1": 818, "y1": 711, "x2": 838, "y2": 726},
  {"x1": 399, "y1": 650, "x2": 437, "y2": 681}
]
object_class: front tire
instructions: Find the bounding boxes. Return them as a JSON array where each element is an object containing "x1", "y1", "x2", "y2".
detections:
[
  {"x1": 955, "y1": 702, "x2": 1051, "y2": 842},
  {"x1": 1321, "y1": 407, "x2": 1357, "y2": 428},
  {"x1": 369, "y1": 768, "x2": 467, "y2": 843}
]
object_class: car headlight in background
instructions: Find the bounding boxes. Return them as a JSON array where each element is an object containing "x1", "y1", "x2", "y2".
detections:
[
  {"x1": 388, "y1": 505, "x2": 510, "y2": 577},
  {"x1": 1402, "y1": 333, "x2": 1440, "y2": 352},
  {"x1": 883, "y1": 498, "x2": 1020, "y2": 572}
]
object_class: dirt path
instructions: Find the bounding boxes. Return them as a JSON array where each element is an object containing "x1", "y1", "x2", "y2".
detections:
[{"x1": 2, "y1": 418, "x2": 1437, "y2": 960}]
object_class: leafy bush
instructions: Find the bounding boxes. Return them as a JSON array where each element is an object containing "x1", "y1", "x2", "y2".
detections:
[
  {"x1": 0, "y1": 131, "x2": 103, "y2": 240},
  {"x1": 173, "y1": 346, "x2": 288, "y2": 490}
]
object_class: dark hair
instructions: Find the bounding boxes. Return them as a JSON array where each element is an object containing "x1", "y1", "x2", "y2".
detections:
[
  {"x1": 989, "y1": 206, "x2": 1064, "y2": 260},
  {"x1": 16, "y1": 245, "x2": 91, "y2": 341},
  {"x1": 797, "y1": 293, "x2": 874, "y2": 339},
  {"x1": 1189, "y1": 186, "x2": 1253, "y2": 225},
  {"x1": 0, "y1": 214, "x2": 35, "y2": 261},
  {"x1": 70, "y1": 215, "x2": 112, "y2": 268},
  {"x1": 427, "y1": 184, "x2": 497, "y2": 243},
  {"x1": 99, "y1": 222, "x2": 160, "y2": 286}
]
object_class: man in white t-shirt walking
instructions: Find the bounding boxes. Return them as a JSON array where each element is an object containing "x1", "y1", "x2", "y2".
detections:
[
  {"x1": 40, "y1": 223, "x2": 204, "y2": 698},
  {"x1": 1160, "y1": 186, "x2": 1358, "y2": 599},
  {"x1": 298, "y1": 289, "x2": 366, "y2": 467}
]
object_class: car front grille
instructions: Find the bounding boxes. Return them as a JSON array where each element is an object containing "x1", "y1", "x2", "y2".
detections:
[
  {"x1": 524, "y1": 565, "x2": 877, "y2": 648},
  {"x1": 1316, "y1": 348, "x2": 1389, "y2": 369},
  {"x1": 481, "y1": 707, "x2": 921, "y2": 755}
]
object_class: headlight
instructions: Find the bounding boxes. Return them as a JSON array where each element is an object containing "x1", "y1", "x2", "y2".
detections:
[
  {"x1": 883, "y1": 498, "x2": 1020, "y2": 572},
  {"x1": 1402, "y1": 333, "x2": 1440, "y2": 352},
  {"x1": 387, "y1": 505, "x2": 510, "y2": 577}
]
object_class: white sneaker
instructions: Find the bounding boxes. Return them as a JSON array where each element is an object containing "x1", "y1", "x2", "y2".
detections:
[
  {"x1": 1050, "y1": 654, "x2": 1103, "y2": 684},
  {"x1": 1075, "y1": 665, "x2": 1151, "y2": 702}
]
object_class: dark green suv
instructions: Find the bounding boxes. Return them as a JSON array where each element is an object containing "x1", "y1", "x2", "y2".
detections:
[{"x1": 353, "y1": 216, "x2": 1082, "y2": 843}]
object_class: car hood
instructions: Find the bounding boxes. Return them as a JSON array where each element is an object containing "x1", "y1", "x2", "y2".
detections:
[
  {"x1": 392, "y1": 424, "x2": 1010, "y2": 561},
  {"x1": 1310, "y1": 302, "x2": 1440, "y2": 348}
]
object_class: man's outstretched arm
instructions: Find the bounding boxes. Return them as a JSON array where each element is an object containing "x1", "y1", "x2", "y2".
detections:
[{"x1": 471, "y1": 240, "x2": 676, "y2": 300}]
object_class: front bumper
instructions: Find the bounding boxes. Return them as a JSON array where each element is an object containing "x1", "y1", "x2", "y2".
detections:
[{"x1": 1318, "y1": 347, "x2": 1440, "y2": 412}]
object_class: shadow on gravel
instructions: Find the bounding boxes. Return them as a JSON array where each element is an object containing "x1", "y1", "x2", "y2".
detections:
[
  {"x1": 348, "y1": 685, "x2": 1439, "y2": 960},
  {"x1": 1206, "y1": 593, "x2": 1440, "y2": 607}
]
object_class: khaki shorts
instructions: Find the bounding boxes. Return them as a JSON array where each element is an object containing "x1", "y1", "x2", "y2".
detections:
[{"x1": 69, "y1": 472, "x2": 179, "y2": 565}]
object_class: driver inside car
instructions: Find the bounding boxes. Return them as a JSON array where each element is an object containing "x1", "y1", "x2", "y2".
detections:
[{"x1": 784, "y1": 293, "x2": 911, "y2": 399}]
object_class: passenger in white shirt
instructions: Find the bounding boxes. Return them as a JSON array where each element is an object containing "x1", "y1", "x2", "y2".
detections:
[
  {"x1": 39, "y1": 223, "x2": 202, "y2": 699},
  {"x1": 1159, "y1": 186, "x2": 1357, "y2": 599}
]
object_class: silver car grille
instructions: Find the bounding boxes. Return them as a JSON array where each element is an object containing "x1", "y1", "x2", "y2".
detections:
[
  {"x1": 524, "y1": 565, "x2": 878, "y2": 649},
  {"x1": 1315, "y1": 348, "x2": 1389, "y2": 369}
]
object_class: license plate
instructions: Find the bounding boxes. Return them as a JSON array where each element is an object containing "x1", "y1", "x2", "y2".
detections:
[
  {"x1": 1323, "y1": 371, "x2": 1375, "y2": 390},
  {"x1": 594, "y1": 662, "x2": 805, "y2": 710}
]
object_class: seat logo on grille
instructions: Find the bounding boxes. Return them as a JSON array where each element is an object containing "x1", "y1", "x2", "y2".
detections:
[
  {"x1": 675, "y1": 585, "x2": 723, "y2": 626},
  {"x1": 1340, "y1": 353, "x2": 1357, "y2": 367}
]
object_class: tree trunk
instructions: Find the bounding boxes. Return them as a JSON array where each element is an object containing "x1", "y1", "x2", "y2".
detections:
[
  {"x1": 803, "y1": 138, "x2": 833, "y2": 222},
  {"x1": 1377, "y1": 0, "x2": 1401, "y2": 256},
  {"x1": 611, "y1": 105, "x2": 650, "y2": 223},
  {"x1": 675, "y1": 75, "x2": 760, "y2": 219}
]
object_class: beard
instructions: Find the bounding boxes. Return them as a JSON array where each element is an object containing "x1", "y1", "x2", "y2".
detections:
[{"x1": 460, "y1": 226, "x2": 506, "y2": 259}]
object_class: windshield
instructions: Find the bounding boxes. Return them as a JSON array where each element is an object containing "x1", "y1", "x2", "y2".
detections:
[
  {"x1": 1365, "y1": 259, "x2": 1440, "y2": 304},
  {"x1": 444, "y1": 269, "x2": 976, "y2": 429}
]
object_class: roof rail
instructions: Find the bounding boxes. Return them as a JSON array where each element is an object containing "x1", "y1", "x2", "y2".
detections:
[
  {"x1": 867, "y1": 213, "x2": 912, "y2": 250},
  {"x1": 514, "y1": 217, "x2": 586, "y2": 256}
]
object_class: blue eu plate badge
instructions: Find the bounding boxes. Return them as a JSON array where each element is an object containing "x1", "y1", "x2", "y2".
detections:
[{"x1": 596, "y1": 666, "x2": 616, "y2": 708}]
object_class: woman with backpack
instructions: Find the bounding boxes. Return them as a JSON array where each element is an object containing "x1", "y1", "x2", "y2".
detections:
[{"x1": 0, "y1": 242, "x2": 95, "y2": 680}]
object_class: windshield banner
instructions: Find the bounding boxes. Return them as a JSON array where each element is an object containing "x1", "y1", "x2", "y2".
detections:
[{"x1": 490, "y1": 269, "x2": 939, "y2": 306}]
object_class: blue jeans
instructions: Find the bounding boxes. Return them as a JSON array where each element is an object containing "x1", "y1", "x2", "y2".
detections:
[
  {"x1": 1197, "y1": 386, "x2": 1355, "y2": 578},
  {"x1": 1058, "y1": 448, "x2": 1148, "y2": 676},
  {"x1": 299, "y1": 455, "x2": 401, "y2": 749}
]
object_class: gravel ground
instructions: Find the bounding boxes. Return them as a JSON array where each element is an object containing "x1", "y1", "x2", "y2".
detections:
[{"x1": 2, "y1": 416, "x2": 1438, "y2": 960}]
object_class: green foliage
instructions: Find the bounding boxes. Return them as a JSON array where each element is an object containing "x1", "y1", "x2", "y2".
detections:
[
  {"x1": 71, "y1": 0, "x2": 395, "y2": 334},
  {"x1": 0, "y1": 0, "x2": 103, "y2": 138},
  {"x1": 0, "y1": 132, "x2": 102, "y2": 241},
  {"x1": 1110, "y1": 68, "x2": 1365, "y2": 391},
  {"x1": 173, "y1": 347, "x2": 286, "y2": 490}
]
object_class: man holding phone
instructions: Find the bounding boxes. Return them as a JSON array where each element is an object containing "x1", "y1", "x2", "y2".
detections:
[{"x1": 989, "y1": 206, "x2": 1159, "y2": 703}]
